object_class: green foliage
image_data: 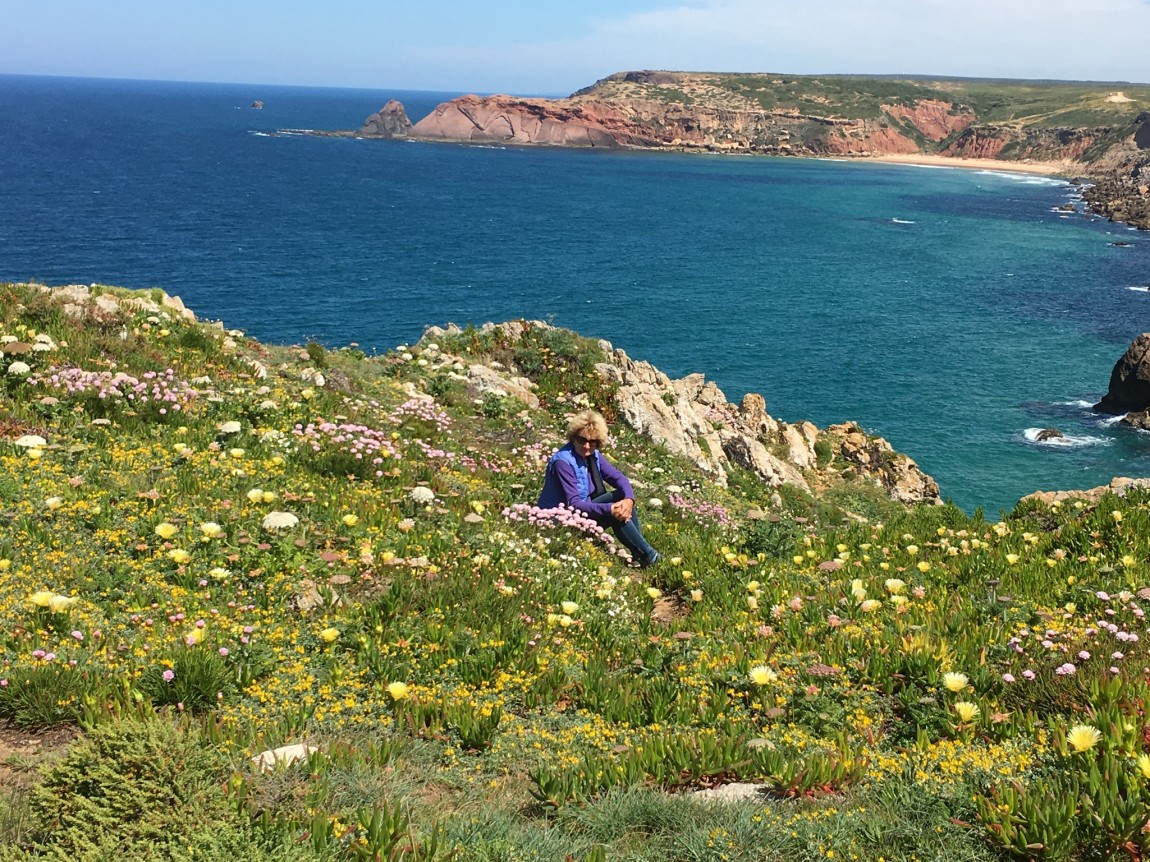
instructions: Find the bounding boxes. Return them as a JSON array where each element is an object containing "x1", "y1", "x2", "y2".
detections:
[
  {"x1": 306, "y1": 340, "x2": 328, "y2": 368},
  {"x1": 0, "y1": 664, "x2": 91, "y2": 728},
  {"x1": 137, "y1": 646, "x2": 238, "y2": 713}
]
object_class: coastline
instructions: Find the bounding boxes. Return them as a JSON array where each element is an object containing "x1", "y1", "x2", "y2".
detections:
[{"x1": 863, "y1": 152, "x2": 1073, "y2": 177}]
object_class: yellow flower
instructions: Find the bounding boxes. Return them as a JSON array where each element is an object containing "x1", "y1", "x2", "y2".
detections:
[
  {"x1": 185, "y1": 626, "x2": 205, "y2": 645},
  {"x1": 0, "y1": 559, "x2": 10, "y2": 572},
  {"x1": 916, "y1": 561, "x2": 931, "y2": 574},
  {"x1": 246, "y1": 488, "x2": 264, "y2": 503},
  {"x1": 646, "y1": 587, "x2": 662, "y2": 599},
  {"x1": 942, "y1": 672, "x2": 969, "y2": 693},
  {"x1": 859, "y1": 599, "x2": 881, "y2": 612},
  {"x1": 45, "y1": 496, "x2": 64, "y2": 511},
  {"x1": 155, "y1": 522, "x2": 179, "y2": 539},
  {"x1": 749, "y1": 665, "x2": 778, "y2": 686},
  {"x1": 1122, "y1": 555, "x2": 1137, "y2": 569},
  {"x1": 168, "y1": 548, "x2": 191, "y2": 564},
  {"x1": 1137, "y1": 754, "x2": 1150, "y2": 779},
  {"x1": 29, "y1": 590, "x2": 54, "y2": 608},
  {"x1": 1112, "y1": 510, "x2": 1124, "y2": 522},
  {"x1": 690, "y1": 589, "x2": 704, "y2": 602},
  {"x1": 48, "y1": 594, "x2": 77, "y2": 613},
  {"x1": 386, "y1": 681, "x2": 410, "y2": 701},
  {"x1": 1005, "y1": 554, "x2": 1020, "y2": 565},
  {"x1": 953, "y1": 701, "x2": 980, "y2": 723},
  {"x1": 884, "y1": 578, "x2": 906, "y2": 594},
  {"x1": 199, "y1": 522, "x2": 224, "y2": 539},
  {"x1": 1066, "y1": 724, "x2": 1102, "y2": 753},
  {"x1": 560, "y1": 601, "x2": 579, "y2": 615},
  {"x1": 905, "y1": 545, "x2": 918, "y2": 556},
  {"x1": 793, "y1": 555, "x2": 804, "y2": 565},
  {"x1": 320, "y1": 627, "x2": 340, "y2": 643},
  {"x1": 341, "y1": 514, "x2": 359, "y2": 527},
  {"x1": 470, "y1": 501, "x2": 485, "y2": 515},
  {"x1": 746, "y1": 596, "x2": 758, "y2": 610}
]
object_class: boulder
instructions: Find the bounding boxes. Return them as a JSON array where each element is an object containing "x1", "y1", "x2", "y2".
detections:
[
  {"x1": 1094, "y1": 333, "x2": 1150, "y2": 414},
  {"x1": 720, "y1": 432, "x2": 810, "y2": 491},
  {"x1": 1036, "y1": 428, "x2": 1064, "y2": 441},
  {"x1": 466, "y1": 363, "x2": 540, "y2": 409},
  {"x1": 1121, "y1": 408, "x2": 1150, "y2": 430}
]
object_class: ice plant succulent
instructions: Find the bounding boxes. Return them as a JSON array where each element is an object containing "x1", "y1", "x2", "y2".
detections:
[{"x1": 1066, "y1": 724, "x2": 1102, "y2": 753}]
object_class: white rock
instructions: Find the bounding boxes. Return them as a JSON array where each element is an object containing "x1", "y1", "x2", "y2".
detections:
[{"x1": 250, "y1": 743, "x2": 318, "y2": 772}]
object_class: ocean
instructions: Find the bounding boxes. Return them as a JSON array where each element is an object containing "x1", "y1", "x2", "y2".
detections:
[{"x1": 2, "y1": 74, "x2": 1149, "y2": 513}]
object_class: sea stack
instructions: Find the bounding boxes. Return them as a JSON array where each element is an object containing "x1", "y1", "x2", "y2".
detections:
[{"x1": 360, "y1": 100, "x2": 413, "y2": 139}]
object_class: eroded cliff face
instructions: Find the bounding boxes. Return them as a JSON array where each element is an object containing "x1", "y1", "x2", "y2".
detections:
[{"x1": 883, "y1": 99, "x2": 976, "y2": 141}]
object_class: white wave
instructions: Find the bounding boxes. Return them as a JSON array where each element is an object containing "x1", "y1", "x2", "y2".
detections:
[
  {"x1": 1127, "y1": 285, "x2": 1150, "y2": 293},
  {"x1": 975, "y1": 170, "x2": 1065, "y2": 187},
  {"x1": 891, "y1": 218, "x2": 915, "y2": 224},
  {"x1": 248, "y1": 131, "x2": 273, "y2": 137},
  {"x1": 1023, "y1": 428, "x2": 1111, "y2": 448},
  {"x1": 1055, "y1": 399, "x2": 1095, "y2": 409},
  {"x1": 1097, "y1": 415, "x2": 1125, "y2": 427}
]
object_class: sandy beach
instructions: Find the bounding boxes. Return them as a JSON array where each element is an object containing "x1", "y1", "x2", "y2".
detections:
[{"x1": 867, "y1": 152, "x2": 1074, "y2": 177}]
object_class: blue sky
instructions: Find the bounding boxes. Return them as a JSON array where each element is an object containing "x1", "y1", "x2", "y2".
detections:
[{"x1": 4, "y1": 0, "x2": 1150, "y2": 94}]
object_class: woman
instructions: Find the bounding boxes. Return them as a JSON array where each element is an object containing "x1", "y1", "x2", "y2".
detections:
[{"x1": 538, "y1": 410, "x2": 661, "y2": 567}]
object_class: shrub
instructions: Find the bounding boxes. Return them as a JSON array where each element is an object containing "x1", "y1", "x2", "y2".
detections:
[{"x1": 137, "y1": 646, "x2": 237, "y2": 714}]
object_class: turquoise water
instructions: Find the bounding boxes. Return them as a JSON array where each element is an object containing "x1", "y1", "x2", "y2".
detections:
[{"x1": 2, "y1": 74, "x2": 1149, "y2": 512}]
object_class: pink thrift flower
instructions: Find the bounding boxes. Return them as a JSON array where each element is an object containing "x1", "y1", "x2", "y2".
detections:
[{"x1": 162, "y1": 669, "x2": 175, "y2": 682}]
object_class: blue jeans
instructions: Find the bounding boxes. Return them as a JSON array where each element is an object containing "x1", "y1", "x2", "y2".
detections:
[{"x1": 590, "y1": 489, "x2": 658, "y2": 564}]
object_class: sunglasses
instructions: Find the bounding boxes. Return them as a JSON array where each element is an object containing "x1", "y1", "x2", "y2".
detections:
[{"x1": 573, "y1": 434, "x2": 601, "y2": 448}]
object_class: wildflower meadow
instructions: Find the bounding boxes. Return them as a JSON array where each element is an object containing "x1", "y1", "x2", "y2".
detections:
[{"x1": 2, "y1": 282, "x2": 1150, "y2": 861}]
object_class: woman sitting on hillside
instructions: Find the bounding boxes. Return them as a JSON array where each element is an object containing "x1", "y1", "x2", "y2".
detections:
[{"x1": 538, "y1": 410, "x2": 660, "y2": 567}]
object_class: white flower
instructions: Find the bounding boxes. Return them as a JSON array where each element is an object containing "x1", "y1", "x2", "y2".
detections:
[
  {"x1": 665, "y1": 485, "x2": 682, "y2": 494},
  {"x1": 262, "y1": 511, "x2": 299, "y2": 531},
  {"x1": 647, "y1": 498, "x2": 664, "y2": 509},
  {"x1": 410, "y1": 486, "x2": 435, "y2": 505},
  {"x1": 14, "y1": 435, "x2": 47, "y2": 448},
  {"x1": 217, "y1": 421, "x2": 242, "y2": 435},
  {"x1": 258, "y1": 400, "x2": 278, "y2": 411},
  {"x1": 7, "y1": 361, "x2": 31, "y2": 376}
]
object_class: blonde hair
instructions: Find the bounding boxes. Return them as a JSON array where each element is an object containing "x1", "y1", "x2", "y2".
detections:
[{"x1": 565, "y1": 410, "x2": 609, "y2": 445}]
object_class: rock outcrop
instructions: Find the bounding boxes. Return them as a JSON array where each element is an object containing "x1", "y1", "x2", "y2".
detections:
[
  {"x1": 420, "y1": 321, "x2": 941, "y2": 506},
  {"x1": 1094, "y1": 333, "x2": 1150, "y2": 415},
  {"x1": 360, "y1": 100, "x2": 413, "y2": 139}
]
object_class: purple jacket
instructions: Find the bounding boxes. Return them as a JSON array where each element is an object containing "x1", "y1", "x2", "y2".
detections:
[{"x1": 537, "y1": 443, "x2": 634, "y2": 518}]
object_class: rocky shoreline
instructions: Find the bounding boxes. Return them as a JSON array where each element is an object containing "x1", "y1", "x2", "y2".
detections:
[{"x1": 303, "y1": 73, "x2": 1150, "y2": 231}]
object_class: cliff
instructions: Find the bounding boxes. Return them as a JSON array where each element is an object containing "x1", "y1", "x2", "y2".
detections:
[{"x1": 343, "y1": 70, "x2": 1150, "y2": 229}]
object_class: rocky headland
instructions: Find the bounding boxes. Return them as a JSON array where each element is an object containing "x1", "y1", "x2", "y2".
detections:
[{"x1": 320, "y1": 70, "x2": 1150, "y2": 230}]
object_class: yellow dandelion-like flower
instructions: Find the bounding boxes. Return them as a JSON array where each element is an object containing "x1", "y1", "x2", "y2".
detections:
[
  {"x1": 749, "y1": 666, "x2": 778, "y2": 686},
  {"x1": 1066, "y1": 724, "x2": 1102, "y2": 753},
  {"x1": 560, "y1": 601, "x2": 579, "y2": 615},
  {"x1": 917, "y1": 561, "x2": 931, "y2": 574},
  {"x1": 29, "y1": 590, "x2": 54, "y2": 608},
  {"x1": 155, "y1": 522, "x2": 179, "y2": 539},
  {"x1": 168, "y1": 548, "x2": 191, "y2": 564},
  {"x1": 386, "y1": 682, "x2": 410, "y2": 701},
  {"x1": 942, "y1": 672, "x2": 969, "y2": 693},
  {"x1": 953, "y1": 701, "x2": 980, "y2": 723}
]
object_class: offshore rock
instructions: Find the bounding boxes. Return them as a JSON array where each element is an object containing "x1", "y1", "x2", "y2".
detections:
[
  {"x1": 1093, "y1": 333, "x2": 1150, "y2": 414},
  {"x1": 361, "y1": 100, "x2": 413, "y2": 139}
]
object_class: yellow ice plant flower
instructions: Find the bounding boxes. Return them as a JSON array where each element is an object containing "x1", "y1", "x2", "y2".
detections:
[
  {"x1": 905, "y1": 545, "x2": 918, "y2": 556},
  {"x1": 1137, "y1": 754, "x2": 1150, "y2": 779},
  {"x1": 942, "y1": 672, "x2": 969, "y2": 693},
  {"x1": 1112, "y1": 510, "x2": 1124, "y2": 522},
  {"x1": 953, "y1": 701, "x2": 980, "y2": 723},
  {"x1": 155, "y1": 522, "x2": 179, "y2": 539},
  {"x1": 319, "y1": 627, "x2": 340, "y2": 643},
  {"x1": 246, "y1": 488, "x2": 265, "y2": 503},
  {"x1": 341, "y1": 514, "x2": 359, "y2": 527},
  {"x1": 1005, "y1": 554, "x2": 1020, "y2": 565},
  {"x1": 917, "y1": 561, "x2": 932, "y2": 573},
  {"x1": 470, "y1": 501, "x2": 485, "y2": 515},
  {"x1": 1066, "y1": 724, "x2": 1102, "y2": 753},
  {"x1": 690, "y1": 589, "x2": 704, "y2": 602},
  {"x1": 646, "y1": 587, "x2": 662, "y2": 599},
  {"x1": 0, "y1": 559, "x2": 10, "y2": 572},
  {"x1": 48, "y1": 594, "x2": 77, "y2": 613},
  {"x1": 200, "y1": 522, "x2": 224, "y2": 539},
  {"x1": 185, "y1": 627, "x2": 205, "y2": 645},
  {"x1": 29, "y1": 590, "x2": 54, "y2": 608},
  {"x1": 1122, "y1": 555, "x2": 1137, "y2": 569},
  {"x1": 750, "y1": 666, "x2": 778, "y2": 686},
  {"x1": 386, "y1": 681, "x2": 410, "y2": 701},
  {"x1": 45, "y1": 496, "x2": 64, "y2": 511},
  {"x1": 793, "y1": 555, "x2": 805, "y2": 565},
  {"x1": 168, "y1": 548, "x2": 191, "y2": 564},
  {"x1": 884, "y1": 578, "x2": 905, "y2": 594},
  {"x1": 859, "y1": 599, "x2": 881, "y2": 612},
  {"x1": 560, "y1": 601, "x2": 579, "y2": 615},
  {"x1": 746, "y1": 596, "x2": 758, "y2": 611}
]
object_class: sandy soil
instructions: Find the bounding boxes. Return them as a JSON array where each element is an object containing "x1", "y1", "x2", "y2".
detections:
[{"x1": 865, "y1": 152, "x2": 1074, "y2": 177}]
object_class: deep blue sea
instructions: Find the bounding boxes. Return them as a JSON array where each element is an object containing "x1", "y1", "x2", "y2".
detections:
[{"x1": 2, "y1": 74, "x2": 1150, "y2": 513}]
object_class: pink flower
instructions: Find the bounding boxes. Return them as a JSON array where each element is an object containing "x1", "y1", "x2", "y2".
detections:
[
  {"x1": 218, "y1": 647, "x2": 229, "y2": 657},
  {"x1": 162, "y1": 669, "x2": 175, "y2": 682},
  {"x1": 1078, "y1": 651, "x2": 1091, "y2": 660},
  {"x1": 1055, "y1": 663, "x2": 1077, "y2": 675},
  {"x1": 1002, "y1": 673, "x2": 1015, "y2": 683},
  {"x1": 70, "y1": 630, "x2": 83, "y2": 641},
  {"x1": 1022, "y1": 669, "x2": 1036, "y2": 680}
]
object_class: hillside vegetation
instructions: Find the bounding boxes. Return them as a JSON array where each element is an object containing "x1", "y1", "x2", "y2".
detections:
[
  {"x1": 4, "y1": 282, "x2": 1150, "y2": 861},
  {"x1": 578, "y1": 71, "x2": 1150, "y2": 132}
]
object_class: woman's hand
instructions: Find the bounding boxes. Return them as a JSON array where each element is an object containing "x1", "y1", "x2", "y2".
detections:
[{"x1": 611, "y1": 497, "x2": 635, "y2": 522}]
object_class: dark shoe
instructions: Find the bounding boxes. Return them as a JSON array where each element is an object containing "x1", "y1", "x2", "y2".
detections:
[{"x1": 639, "y1": 551, "x2": 661, "y2": 568}]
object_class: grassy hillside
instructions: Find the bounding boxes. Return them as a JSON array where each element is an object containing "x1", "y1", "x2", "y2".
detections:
[
  {"x1": 3, "y1": 282, "x2": 1150, "y2": 861},
  {"x1": 581, "y1": 71, "x2": 1150, "y2": 130}
]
